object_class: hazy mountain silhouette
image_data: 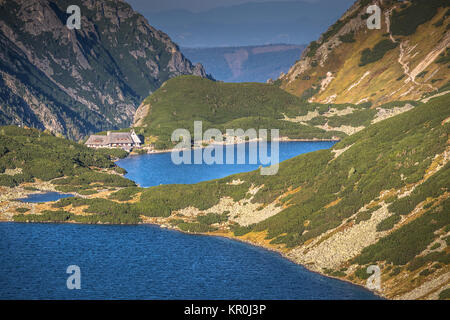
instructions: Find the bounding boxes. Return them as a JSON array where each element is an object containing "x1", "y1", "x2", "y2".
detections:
[{"x1": 141, "y1": 1, "x2": 355, "y2": 47}]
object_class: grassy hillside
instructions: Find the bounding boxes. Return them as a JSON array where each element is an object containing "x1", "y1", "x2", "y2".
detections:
[
  {"x1": 133, "y1": 76, "x2": 347, "y2": 149},
  {"x1": 0, "y1": 126, "x2": 133, "y2": 189},
  {"x1": 14, "y1": 93, "x2": 447, "y2": 295},
  {"x1": 139, "y1": 92, "x2": 448, "y2": 299},
  {"x1": 130, "y1": 93, "x2": 448, "y2": 237},
  {"x1": 132, "y1": 76, "x2": 424, "y2": 149},
  {"x1": 280, "y1": 0, "x2": 450, "y2": 105}
]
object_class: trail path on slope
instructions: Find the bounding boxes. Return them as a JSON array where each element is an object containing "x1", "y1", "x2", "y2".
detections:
[
  {"x1": 384, "y1": 8, "x2": 417, "y2": 85},
  {"x1": 384, "y1": 7, "x2": 439, "y2": 91}
]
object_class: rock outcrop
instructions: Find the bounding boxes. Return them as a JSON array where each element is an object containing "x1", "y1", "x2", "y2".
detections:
[
  {"x1": 279, "y1": 0, "x2": 450, "y2": 106},
  {"x1": 0, "y1": 0, "x2": 209, "y2": 139}
]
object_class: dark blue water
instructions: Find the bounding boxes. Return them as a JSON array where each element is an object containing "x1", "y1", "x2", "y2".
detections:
[
  {"x1": 116, "y1": 141, "x2": 336, "y2": 187},
  {"x1": 0, "y1": 223, "x2": 378, "y2": 299},
  {"x1": 1, "y1": 141, "x2": 379, "y2": 299},
  {"x1": 17, "y1": 192, "x2": 74, "y2": 203}
]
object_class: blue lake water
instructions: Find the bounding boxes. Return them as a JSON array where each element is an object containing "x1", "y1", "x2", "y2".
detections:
[
  {"x1": 0, "y1": 223, "x2": 378, "y2": 299},
  {"x1": 1, "y1": 141, "x2": 380, "y2": 299},
  {"x1": 17, "y1": 192, "x2": 74, "y2": 203},
  {"x1": 116, "y1": 141, "x2": 336, "y2": 187}
]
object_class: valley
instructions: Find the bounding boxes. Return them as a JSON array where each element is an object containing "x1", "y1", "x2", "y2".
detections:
[
  {"x1": 181, "y1": 44, "x2": 305, "y2": 83},
  {"x1": 0, "y1": 0, "x2": 449, "y2": 301}
]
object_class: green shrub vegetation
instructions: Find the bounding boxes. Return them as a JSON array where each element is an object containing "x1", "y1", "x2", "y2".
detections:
[
  {"x1": 178, "y1": 222, "x2": 216, "y2": 233},
  {"x1": 391, "y1": 0, "x2": 446, "y2": 36},
  {"x1": 407, "y1": 251, "x2": 450, "y2": 272},
  {"x1": 324, "y1": 269, "x2": 346, "y2": 277},
  {"x1": 26, "y1": 93, "x2": 448, "y2": 260},
  {"x1": 430, "y1": 243, "x2": 441, "y2": 250},
  {"x1": 196, "y1": 212, "x2": 228, "y2": 225},
  {"x1": 439, "y1": 288, "x2": 450, "y2": 300},
  {"x1": 23, "y1": 186, "x2": 38, "y2": 191},
  {"x1": 416, "y1": 71, "x2": 428, "y2": 78},
  {"x1": 169, "y1": 219, "x2": 185, "y2": 226},
  {"x1": 376, "y1": 214, "x2": 401, "y2": 232},
  {"x1": 0, "y1": 126, "x2": 129, "y2": 187},
  {"x1": 339, "y1": 32, "x2": 356, "y2": 43},
  {"x1": 331, "y1": 270, "x2": 346, "y2": 277},
  {"x1": 3, "y1": 71, "x2": 449, "y2": 283},
  {"x1": 51, "y1": 197, "x2": 140, "y2": 224},
  {"x1": 108, "y1": 187, "x2": 142, "y2": 201},
  {"x1": 388, "y1": 164, "x2": 449, "y2": 215},
  {"x1": 300, "y1": 85, "x2": 320, "y2": 101},
  {"x1": 78, "y1": 189, "x2": 98, "y2": 196},
  {"x1": 356, "y1": 198, "x2": 450, "y2": 266},
  {"x1": 134, "y1": 179, "x2": 251, "y2": 218},
  {"x1": 231, "y1": 224, "x2": 254, "y2": 236},
  {"x1": 55, "y1": 185, "x2": 91, "y2": 193},
  {"x1": 355, "y1": 211, "x2": 372, "y2": 224},
  {"x1": 15, "y1": 207, "x2": 30, "y2": 213},
  {"x1": 135, "y1": 76, "x2": 351, "y2": 149},
  {"x1": 355, "y1": 267, "x2": 370, "y2": 280},
  {"x1": 390, "y1": 267, "x2": 402, "y2": 276},
  {"x1": 236, "y1": 95, "x2": 449, "y2": 248},
  {"x1": 326, "y1": 109, "x2": 377, "y2": 127},
  {"x1": 359, "y1": 40, "x2": 398, "y2": 67},
  {"x1": 435, "y1": 48, "x2": 450, "y2": 65},
  {"x1": 52, "y1": 171, "x2": 135, "y2": 188},
  {"x1": 133, "y1": 77, "x2": 404, "y2": 150},
  {"x1": 444, "y1": 235, "x2": 450, "y2": 246},
  {"x1": 14, "y1": 210, "x2": 72, "y2": 223},
  {"x1": 419, "y1": 268, "x2": 434, "y2": 276},
  {"x1": 306, "y1": 41, "x2": 320, "y2": 58},
  {"x1": 0, "y1": 172, "x2": 33, "y2": 187}
]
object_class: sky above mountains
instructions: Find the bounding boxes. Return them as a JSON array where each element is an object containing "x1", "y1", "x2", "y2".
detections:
[
  {"x1": 127, "y1": 0, "x2": 325, "y2": 13},
  {"x1": 126, "y1": 0, "x2": 355, "y2": 47}
]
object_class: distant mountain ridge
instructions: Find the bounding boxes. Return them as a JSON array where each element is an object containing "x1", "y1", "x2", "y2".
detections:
[
  {"x1": 182, "y1": 44, "x2": 306, "y2": 83},
  {"x1": 0, "y1": 0, "x2": 209, "y2": 140},
  {"x1": 278, "y1": 0, "x2": 450, "y2": 105},
  {"x1": 141, "y1": 0, "x2": 355, "y2": 47}
]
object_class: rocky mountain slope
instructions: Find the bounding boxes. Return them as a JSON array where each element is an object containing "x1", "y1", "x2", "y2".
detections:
[
  {"x1": 0, "y1": 0, "x2": 208, "y2": 140},
  {"x1": 182, "y1": 44, "x2": 305, "y2": 83},
  {"x1": 1, "y1": 0, "x2": 448, "y2": 300},
  {"x1": 132, "y1": 75, "x2": 424, "y2": 150},
  {"x1": 278, "y1": 0, "x2": 450, "y2": 106}
]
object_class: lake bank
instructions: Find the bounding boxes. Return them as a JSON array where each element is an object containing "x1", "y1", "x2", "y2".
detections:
[{"x1": 132, "y1": 137, "x2": 341, "y2": 155}]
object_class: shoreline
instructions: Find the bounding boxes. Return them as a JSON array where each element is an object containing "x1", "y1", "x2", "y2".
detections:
[{"x1": 130, "y1": 137, "x2": 340, "y2": 155}]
